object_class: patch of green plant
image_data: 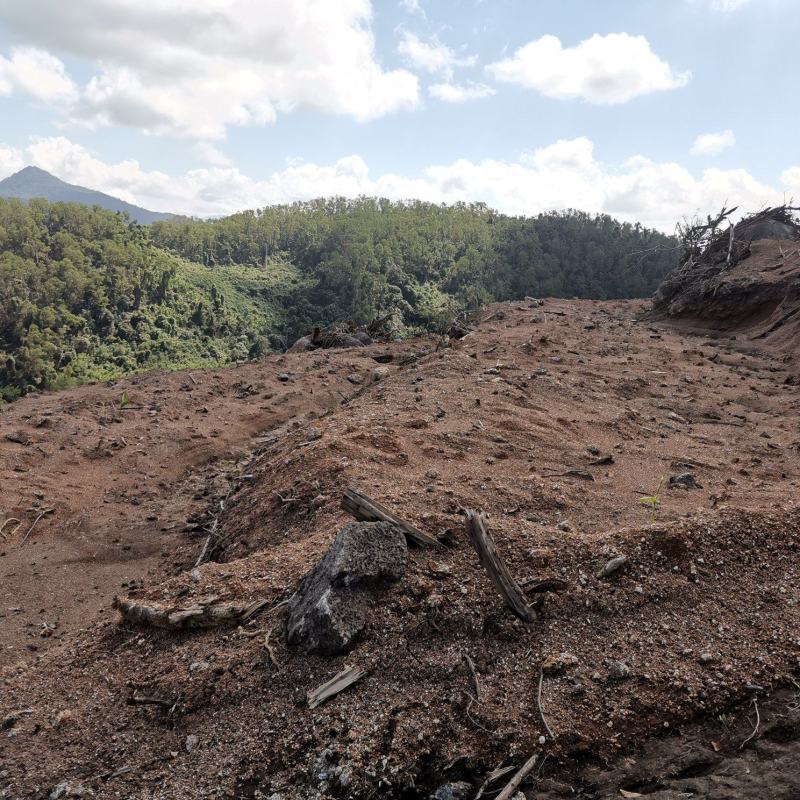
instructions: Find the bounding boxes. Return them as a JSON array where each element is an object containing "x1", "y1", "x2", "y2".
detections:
[{"x1": 640, "y1": 476, "x2": 665, "y2": 522}]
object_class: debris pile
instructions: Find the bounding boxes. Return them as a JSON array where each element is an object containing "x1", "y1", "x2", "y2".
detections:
[
  {"x1": 651, "y1": 206, "x2": 800, "y2": 360},
  {"x1": 288, "y1": 315, "x2": 397, "y2": 353}
]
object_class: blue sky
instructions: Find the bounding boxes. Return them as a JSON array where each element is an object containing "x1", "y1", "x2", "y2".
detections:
[{"x1": 0, "y1": 0, "x2": 797, "y2": 229}]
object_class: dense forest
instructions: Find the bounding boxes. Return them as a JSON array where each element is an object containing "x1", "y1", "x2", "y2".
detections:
[{"x1": 0, "y1": 196, "x2": 677, "y2": 400}]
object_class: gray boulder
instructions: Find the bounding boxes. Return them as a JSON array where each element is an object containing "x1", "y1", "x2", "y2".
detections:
[{"x1": 287, "y1": 521, "x2": 406, "y2": 655}]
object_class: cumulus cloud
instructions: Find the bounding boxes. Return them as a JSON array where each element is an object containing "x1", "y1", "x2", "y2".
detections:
[
  {"x1": 0, "y1": 135, "x2": 793, "y2": 232},
  {"x1": 0, "y1": 143, "x2": 25, "y2": 176},
  {"x1": 487, "y1": 33, "x2": 690, "y2": 105},
  {"x1": 429, "y1": 81, "x2": 494, "y2": 103},
  {"x1": 690, "y1": 129, "x2": 736, "y2": 156},
  {"x1": 397, "y1": 31, "x2": 476, "y2": 77},
  {"x1": 0, "y1": 0, "x2": 419, "y2": 138},
  {"x1": 0, "y1": 47, "x2": 78, "y2": 103}
]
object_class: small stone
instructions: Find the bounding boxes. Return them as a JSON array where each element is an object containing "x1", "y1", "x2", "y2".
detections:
[
  {"x1": 597, "y1": 554, "x2": 628, "y2": 579},
  {"x1": 542, "y1": 652, "x2": 579, "y2": 675},
  {"x1": 346, "y1": 373, "x2": 363, "y2": 385},
  {"x1": 189, "y1": 661, "x2": 210, "y2": 672},
  {"x1": 557, "y1": 520, "x2": 572, "y2": 532},
  {"x1": 669, "y1": 473, "x2": 702, "y2": 490},
  {"x1": 185, "y1": 734, "x2": 199, "y2": 752},
  {"x1": 49, "y1": 783, "x2": 92, "y2": 799},
  {"x1": 608, "y1": 660, "x2": 631, "y2": 680},
  {"x1": 699, "y1": 652, "x2": 715, "y2": 664},
  {"x1": 371, "y1": 366, "x2": 390, "y2": 383},
  {"x1": 277, "y1": 372, "x2": 290, "y2": 382},
  {"x1": 527, "y1": 547, "x2": 553, "y2": 566},
  {"x1": 434, "y1": 781, "x2": 472, "y2": 800}
]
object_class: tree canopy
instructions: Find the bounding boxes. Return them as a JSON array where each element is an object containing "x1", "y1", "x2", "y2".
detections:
[{"x1": 0, "y1": 196, "x2": 678, "y2": 400}]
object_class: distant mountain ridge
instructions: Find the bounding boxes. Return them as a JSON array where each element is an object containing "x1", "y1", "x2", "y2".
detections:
[{"x1": 0, "y1": 166, "x2": 174, "y2": 224}]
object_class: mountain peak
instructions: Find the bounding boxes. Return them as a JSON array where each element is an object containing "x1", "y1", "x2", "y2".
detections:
[{"x1": 0, "y1": 166, "x2": 174, "y2": 224}]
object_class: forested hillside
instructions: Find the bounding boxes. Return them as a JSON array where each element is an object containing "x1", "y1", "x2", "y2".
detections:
[
  {"x1": 0, "y1": 196, "x2": 677, "y2": 400},
  {"x1": 152, "y1": 198, "x2": 677, "y2": 336},
  {"x1": 0, "y1": 199, "x2": 301, "y2": 400}
]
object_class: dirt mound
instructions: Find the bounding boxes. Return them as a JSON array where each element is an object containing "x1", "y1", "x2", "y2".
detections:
[
  {"x1": 1, "y1": 300, "x2": 799, "y2": 799},
  {"x1": 651, "y1": 207, "x2": 800, "y2": 362}
]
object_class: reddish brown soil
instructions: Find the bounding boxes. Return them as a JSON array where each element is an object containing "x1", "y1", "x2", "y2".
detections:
[
  {"x1": 0, "y1": 350, "x2": 407, "y2": 665},
  {"x1": 1, "y1": 299, "x2": 798, "y2": 799}
]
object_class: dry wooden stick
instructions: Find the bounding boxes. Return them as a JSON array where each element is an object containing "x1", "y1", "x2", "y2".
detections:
[
  {"x1": 0, "y1": 517, "x2": 20, "y2": 541},
  {"x1": 113, "y1": 596, "x2": 268, "y2": 630},
  {"x1": 307, "y1": 665, "x2": 367, "y2": 709},
  {"x1": 19, "y1": 508, "x2": 53, "y2": 546},
  {"x1": 496, "y1": 753, "x2": 539, "y2": 800},
  {"x1": 462, "y1": 652, "x2": 482, "y2": 702},
  {"x1": 126, "y1": 696, "x2": 175, "y2": 711},
  {"x1": 537, "y1": 667, "x2": 555, "y2": 740},
  {"x1": 264, "y1": 627, "x2": 279, "y2": 668},
  {"x1": 474, "y1": 764, "x2": 516, "y2": 800},
  {"x1": 464, "y1": 510, "x2": 536, "y2": 623},
  {"x1": 341, "y1": 487, "x2": 440, "y2": 548}
]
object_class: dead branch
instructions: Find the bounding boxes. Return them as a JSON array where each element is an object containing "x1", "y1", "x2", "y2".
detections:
[
  {"x1": 19, "y1": 508, "x2": 54, "y2": 546},
  {"x1": 126, "y1": 696, "x2": 176, "y2": 712},
  {"x1": 462, "y1": 652, "x2": 482, "y2": 702},
  {"x1": 112, "y1": 596, "x2": 268, "y2": 630},
  {"x1": 341, "y1": 487, "x2": 441, "y2": 548},
  {"x1": 537, "y1": 667, "x2": 555, "y2": 740},
  {"x1": 464, "y1": 510, "x2": 536, "y2": 623},
  {"x1": 496, "y1": 752, "x2": 539, "y2": 800},
  {"x1": 264, "y1": 627, "x2": 279, "y2": 669},
  {"x1": 541, "y1": 469, "x2": 594, "y2": 481},
  {"x1": 307, "y1": 666, "x2": 367, "y2": 709},
  {"x1": 0, "y1": 517, "x2": 20, "y2": 541},
  {"x1": 474, "y1": 764, "x2": 516, "y2": 800}
]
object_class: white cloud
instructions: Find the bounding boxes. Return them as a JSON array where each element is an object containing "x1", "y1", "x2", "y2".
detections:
[
  {"x1": 397, "y1": 31, "x2": 476, "y2": 78},
  {"x1": 0, "y1": 143, "x2": 24, "y2": 176},
  {"x1": 0, "y1": 135, "x2": 793, "y2": 233},
  {"x1": 690, "y1": 129, "x2": 736, "y2": 156},
  {"x1": 429, "y1": 81, "x2": 494, "y2": 103},
  {"x1": 0, "y1": 47, "x2": 78, "y2": 103},
  {"x1": 487, "y1": 33, "x2": 690, "y2": 105},
  {"x1": 193, "y1": 143, "x2": 233, "y2": 168},
  {"x1": 702, "y1": 0, "x2": 752, "y2": 10},
  {"x1": 0, "y1": 0, "x2": 419, "y2": 138}
]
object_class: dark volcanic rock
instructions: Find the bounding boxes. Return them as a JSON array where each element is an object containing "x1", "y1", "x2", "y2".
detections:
[{"x1": 287, "y1": 521, "x2": 406, "y2": 655}]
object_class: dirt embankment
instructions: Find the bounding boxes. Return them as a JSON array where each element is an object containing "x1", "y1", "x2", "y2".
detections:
[
  {"x1": 1, "y1": 299, "x2": 799, "y2": 799},
  {"x1": 651, "y1": 233, "x2": 800, "y2": 365}
]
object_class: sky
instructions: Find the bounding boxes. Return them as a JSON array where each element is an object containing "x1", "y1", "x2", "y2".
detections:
[{"x1": 0, "y1": 0, "x2": 797, "y2": 231}]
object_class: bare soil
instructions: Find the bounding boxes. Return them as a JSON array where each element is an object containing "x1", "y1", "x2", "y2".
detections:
[{"x1": 1, "y1": 298, "x2": 798, "y2": 799}]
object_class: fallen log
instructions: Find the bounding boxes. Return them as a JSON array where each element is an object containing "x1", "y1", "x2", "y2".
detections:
[
  {"x1": 307, "y1": 665, "x2": 367, "y2": 709},
  {"x1": 112, "y1": 596, "x2": 268, "y2": 630},
  {"x1": 464, "y1": 510, "x2": 537, "y2": 623},
  {"x1": 341, "y1": 488, "x2": 440, "y2": 548}
]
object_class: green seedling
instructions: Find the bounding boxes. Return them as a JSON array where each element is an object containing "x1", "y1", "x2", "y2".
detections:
[
  {"x1": 119, "y1": 392, "x2": 130, "y2": 409},
  {"x1": 639, "y1": 476, "x2": 664, "y2": 523}
]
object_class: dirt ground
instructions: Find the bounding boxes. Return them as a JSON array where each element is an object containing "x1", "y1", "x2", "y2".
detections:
[{"x1": 1, "y1": 298, "x2": 798, "y2": 799}]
